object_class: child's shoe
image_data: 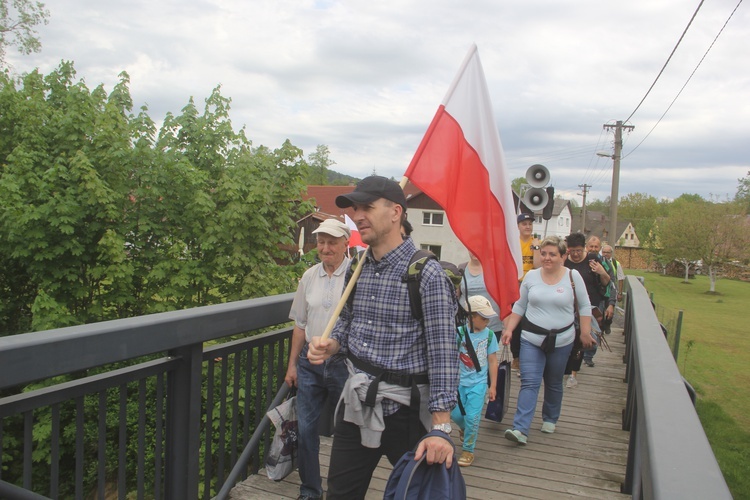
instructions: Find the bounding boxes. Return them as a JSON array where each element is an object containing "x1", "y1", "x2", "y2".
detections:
[{"x1": 457, "y1": 451, "x2": 474, "y2": 467}]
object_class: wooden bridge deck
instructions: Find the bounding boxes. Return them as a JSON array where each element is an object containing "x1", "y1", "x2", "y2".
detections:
[{"x1": 231, "y1": 327, "x2": 629, "y2": 499}]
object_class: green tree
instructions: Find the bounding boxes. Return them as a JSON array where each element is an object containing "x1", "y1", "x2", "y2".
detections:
[
  {"x1": 0, "y1": 63, "x2": 130, "y2": 330},
  {"x1": 657, "y1": 199, "x2": 747, "y2": 290},
  {"x1": 735, "y1": 171, "x2": 750, "y2": 212},
  {"x1": 511, "y1": 176, "x2": 525, "y2": 194},
  {"x1": 670, "y1": 193, "x2": 705, "y2": 208},
  {"x1": 0, "y1": 62, "x2": 314, "y2": 497},
  {"x1": 0, "y1": 0, "x2": 49, "y2": 66},
  {"x1": 306, "y1": 144, "x2": 334, "y2": 185},
  {"x1": 585, "y1": 196, "x2": 611, "y2": 215},
  {"x1": 657, "y1": 200, "x2": 706, "y2": 283},
  {"x1": 618, "y1": 192, "x2": 666, "y2": 248},
  {"x1": 0, "y1": 63, "x2": 311, "y2": 333}
]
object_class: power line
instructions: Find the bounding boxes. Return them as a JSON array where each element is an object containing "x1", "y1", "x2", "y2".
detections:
[
  {"x1": 507, "y1": 144, "x2": 602, "y2": 168},
  {"x1": 624, "y1": 0, "x2": 706, "y2": 124},
  {"x1": 623, "y1": 0, "x2": 744, "y2": 159}
]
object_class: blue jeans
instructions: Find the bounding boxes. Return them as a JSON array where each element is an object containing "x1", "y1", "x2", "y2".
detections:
[
  {"x1": 512, "y1": 337, "x2": 573, "y2": 436},
  {"x1": 450, "y1": 383, "x2": 487, "y2": 452},
  {"x1": 296, "y1": 345, "x2": 348, "y2": 498}
]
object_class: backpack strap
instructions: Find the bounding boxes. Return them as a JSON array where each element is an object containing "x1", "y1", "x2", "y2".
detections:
[
  {"x1": 347, "y1": 248, "x2": 437, "y2": 324},
  {"x1": 401, "y1": 249, "x2": 438, "y2": 323},
  {"x1": 457, "y1": 325, "x2": 482, "y2": 374}
]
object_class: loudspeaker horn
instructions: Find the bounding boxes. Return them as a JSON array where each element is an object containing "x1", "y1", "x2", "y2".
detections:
[
  {"x1": 522, "y1": 187, "x2": 549, "y2": 210},
  {"x1": 525, "y1": 164, "x2": 550, "y2": 188}
]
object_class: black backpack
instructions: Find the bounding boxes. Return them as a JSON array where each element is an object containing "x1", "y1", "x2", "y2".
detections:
[{"x1": 383, "y1": 430, "x2": 467, "y2": 500}]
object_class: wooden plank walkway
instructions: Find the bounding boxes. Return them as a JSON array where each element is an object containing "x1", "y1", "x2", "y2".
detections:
[{"x1": 231, "y1": 327, "x2": 629, "y2": 499}]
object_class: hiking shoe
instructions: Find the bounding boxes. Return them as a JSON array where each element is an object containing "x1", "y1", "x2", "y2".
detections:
[
  {"x1": 566, "y1": 375, "x2": 578, "y2": 388},
  {"x1": 584, "y1": 359, "x2": 595, "y2": 367},
  {"x1": 541, "y1": 422, "x2": 556, "y2": 434},
  {"x1": 504, "y1": 429, "x2": 527, "y2": 445},
  {"x1": 457, "y1": 451, "x2": 474, "y2": 467}
]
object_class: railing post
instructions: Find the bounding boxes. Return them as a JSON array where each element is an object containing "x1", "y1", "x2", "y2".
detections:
[
  {"x1": 165, "y1": 344, "x2": 203, "y2": 500},
  {"x1": 673, "y1": 310, "x2": 684, "y2": 360}
]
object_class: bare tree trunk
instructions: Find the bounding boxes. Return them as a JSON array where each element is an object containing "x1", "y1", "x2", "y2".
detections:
[
  {"x1": 681, "y1": 260, "x2": 691, "y2": 283},
  {"x1": 709, "y1": 264, "x2": 717, "y2": 292}
]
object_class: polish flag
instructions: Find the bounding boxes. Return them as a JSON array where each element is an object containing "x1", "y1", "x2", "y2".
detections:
[
  {"x1": 404, "y1": 44, "x2": 521, "y2": 318},
  {"x1": 344, "y1": 214, "x2": 367, "y2": 251}
]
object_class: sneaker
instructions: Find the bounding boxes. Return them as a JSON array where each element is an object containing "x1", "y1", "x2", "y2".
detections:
[
  {"x1": 457, "y1": 451, "x2": 474, "y2": 467},
  {"x1": 566, "y1": 375, "x2": 578, "y2": 388},
  {"x1": 541, "y1": 422, "x2": 556, "y2": 434},
  {"x1": 584, "y1": 359, "x2": 595, "y2": 367},
  {"x1": 504, "y1": 429, "x2": 527, "y2": 445}
]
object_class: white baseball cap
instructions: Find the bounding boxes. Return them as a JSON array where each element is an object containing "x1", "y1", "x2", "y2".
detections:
[
  {"x1": 312, "y1": 218, "x2": 351, "y2": 239},
  {"x1": 466, "y1": 295, "x2": 498, "y2": 318}
]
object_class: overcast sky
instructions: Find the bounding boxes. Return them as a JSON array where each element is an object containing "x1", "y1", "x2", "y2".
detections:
[{"x1": 7, "y1": 0, "x2": 749, "y2": 202}]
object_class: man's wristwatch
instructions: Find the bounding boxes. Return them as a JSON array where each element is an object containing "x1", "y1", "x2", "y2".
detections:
[
  {"x1": 530, "y1": 245, "x2": 540, "y2": 251},
  {"x1": 431, "y1": 423, "x2": 452, "y2": 434}
]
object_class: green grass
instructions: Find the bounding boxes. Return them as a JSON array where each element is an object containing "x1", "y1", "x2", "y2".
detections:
[
  {"x1": 697, "y1": 399, "x2": 750, "y2": 499},
  {"x1": 628, "y1": 270, "x2": 750, "y2": 498}
]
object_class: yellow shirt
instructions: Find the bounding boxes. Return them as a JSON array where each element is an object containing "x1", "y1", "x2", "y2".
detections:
[{"x1": 520, "y1": 238, "x2": 534, "y2": 281}]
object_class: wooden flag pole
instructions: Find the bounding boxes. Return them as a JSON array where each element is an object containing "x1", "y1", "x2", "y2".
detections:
[{"x1": 318, "y1": 176, "x2": 409, "y2": 341}]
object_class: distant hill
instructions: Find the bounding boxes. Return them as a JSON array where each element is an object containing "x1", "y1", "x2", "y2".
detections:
[{"x1": 327, "y1": 169, "x2": 359, "y2": 186}]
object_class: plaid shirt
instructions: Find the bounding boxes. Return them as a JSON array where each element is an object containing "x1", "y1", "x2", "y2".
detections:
[{"x1": 331, "y1": 238, "x2": 458, "y2": 416}]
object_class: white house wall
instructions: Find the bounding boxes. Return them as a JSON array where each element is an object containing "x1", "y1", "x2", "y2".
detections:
[
  {"x1": 409, "y1": 208, "x2": 469, "y2": 265},
  {"x1": 409, "y1": 205, "x2": 575, "y2": 264},
  {"x1": 533, "y1": 206, "x2": 572, "y2": 239}
]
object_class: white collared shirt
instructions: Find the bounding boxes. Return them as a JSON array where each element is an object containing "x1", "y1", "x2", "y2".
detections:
[{"x1": 289, "y1": 257, "x2": 350, "y2": 342}]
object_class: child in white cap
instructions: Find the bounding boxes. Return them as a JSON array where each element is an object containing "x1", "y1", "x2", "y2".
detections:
[{"x1": 451, "y1": 295, "x2": 499, "y2": 467}]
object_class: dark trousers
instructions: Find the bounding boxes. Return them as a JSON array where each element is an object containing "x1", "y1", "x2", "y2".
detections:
[{"x1": 326, "y1": 404, "x2": 426, "y2": 500}]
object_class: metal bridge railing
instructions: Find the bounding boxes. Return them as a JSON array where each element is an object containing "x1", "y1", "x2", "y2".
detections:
[
  {"x1": 0, "y1": 293, "x2": 294, "y2": 500},
  {"x1": 621, "y1": 276, "x2": 730, "y2": 499}
]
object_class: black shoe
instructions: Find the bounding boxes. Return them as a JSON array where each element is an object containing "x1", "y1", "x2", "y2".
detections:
[
  {"x1": 584, "y1": 359, "x2": 595, "y2": 367},
  {"x1": 604, "y1": 327, "x2": 611, "y2": 335}
]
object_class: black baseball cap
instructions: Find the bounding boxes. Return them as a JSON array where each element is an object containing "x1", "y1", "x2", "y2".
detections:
[{"x1": 335, "y1": 175, "x2": 407, "y2": 210}]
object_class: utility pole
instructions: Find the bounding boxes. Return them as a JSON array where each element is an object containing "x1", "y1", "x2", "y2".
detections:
[
  {"x1": 578, "y1": 183, "x2": 591, "y2": 233},
  {"x1": 602, "y1": 120, "x2": 634, "y2": 246}
]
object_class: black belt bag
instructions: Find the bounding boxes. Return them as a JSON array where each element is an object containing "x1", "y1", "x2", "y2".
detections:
[{"x1": 521, "y1": 317, "x2": 574, "y2": 354}]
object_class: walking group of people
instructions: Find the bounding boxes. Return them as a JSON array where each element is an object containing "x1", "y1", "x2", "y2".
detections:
[{"x1": 285, "y1": 175, "x2": 623, "y2": 499}]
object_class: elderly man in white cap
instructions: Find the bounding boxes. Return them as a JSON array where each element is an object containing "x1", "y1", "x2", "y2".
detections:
[{"x1": 286, "y1": 217, "x2": 351, "y2": 500}]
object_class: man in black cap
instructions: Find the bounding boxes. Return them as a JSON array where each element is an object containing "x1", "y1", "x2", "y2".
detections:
[
  {"x1": 308, "y1": 175, "x2": 459, "y2": 500},
  {"x1": 517, "y1": 212, "x2": 541, "y2": 281}
]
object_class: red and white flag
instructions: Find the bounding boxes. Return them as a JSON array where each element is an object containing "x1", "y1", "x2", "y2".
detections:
[
  {"x1": 344, "y1": 214, "x2": 367, "y2": 251},
  {"x1": 404, "y1": 44, "x2": 521, "y2": 318}
]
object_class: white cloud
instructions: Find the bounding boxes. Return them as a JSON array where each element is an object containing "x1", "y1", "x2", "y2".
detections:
[{"x1": 5, "y1": 0, "x2": 749, "y2": 200}]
